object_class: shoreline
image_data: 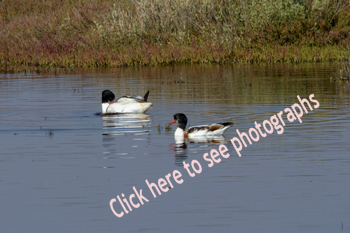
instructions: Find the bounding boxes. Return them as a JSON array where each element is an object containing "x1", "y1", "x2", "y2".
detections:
[{"x1": 2, "y1": 44, "x2": 349, "y2": 74}]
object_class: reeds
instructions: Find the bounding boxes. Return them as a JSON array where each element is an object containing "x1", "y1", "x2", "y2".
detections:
[{"x1": 1, "y1": 0, "x2": 350, "y2": 73}]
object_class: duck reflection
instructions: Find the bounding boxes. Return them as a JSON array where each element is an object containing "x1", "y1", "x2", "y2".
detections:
[
  {"x1": 187, "y1": 135, "x2": 229, "y2": 144},
  {"x1": 102, "y1": 114, "x2": 151, "y2": 155},
  {"x1": 171, "y1": 135, "x2": 188, "y2": 166},
  {"x1": 170, "y1": 131, "x2": 231, "y2": 165},
  {"x1": 102, "y1": 113, "x2": 151, "y2": 134}
]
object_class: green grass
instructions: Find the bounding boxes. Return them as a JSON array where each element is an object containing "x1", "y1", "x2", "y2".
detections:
[{"x1": 1, "y1": 0, "x2": 350, "y2": 73}]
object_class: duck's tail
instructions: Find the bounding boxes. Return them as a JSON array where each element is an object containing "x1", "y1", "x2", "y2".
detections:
[
  {"x1": 143, "y1": 90, "x2": 150, "y2": 101},
  {"x1": 210, "y1": 122, "x2": 234, "y2": 135}
]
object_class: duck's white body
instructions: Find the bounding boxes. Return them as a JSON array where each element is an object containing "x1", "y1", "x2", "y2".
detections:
[
  {"x1": 101, "y1": 90, "x2": 152, "y2": 114},
  {"x1": 102, "y1": 101, "x2": 153, "y2": 114},
  {"x1": 174, "y1": 123, "x2": 233, "y2": 138}
]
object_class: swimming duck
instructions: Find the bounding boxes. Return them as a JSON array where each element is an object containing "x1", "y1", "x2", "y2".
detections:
[
  {"x1": 101, "y1": 90, "x2": 153, "y2": 114},
  {"x1": 168, "y1": 113, "x2": 234, "y2": 138}
]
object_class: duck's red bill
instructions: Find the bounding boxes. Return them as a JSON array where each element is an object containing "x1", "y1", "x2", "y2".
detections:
[{"x1": 168, "y1": 119, "x2": 176, "y2": 125}]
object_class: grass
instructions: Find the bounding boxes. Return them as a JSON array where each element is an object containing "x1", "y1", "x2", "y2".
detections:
[{"x1": 1, "y1": 0, "x2": 350, "y2": 73}]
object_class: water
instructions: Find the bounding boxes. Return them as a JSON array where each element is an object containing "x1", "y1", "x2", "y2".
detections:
[{"x1": 1, "y1": 64, "x2": 349, "y2": 233}]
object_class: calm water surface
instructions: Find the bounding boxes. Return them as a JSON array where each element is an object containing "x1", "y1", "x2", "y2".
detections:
[{"x1": 1, "y1": 64, "x2": 349, "y2": 233}]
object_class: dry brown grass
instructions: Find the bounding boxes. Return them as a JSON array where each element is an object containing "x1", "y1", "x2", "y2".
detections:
[{"x1": 1, "y1": 0, "x2": 350, "y2": 73}]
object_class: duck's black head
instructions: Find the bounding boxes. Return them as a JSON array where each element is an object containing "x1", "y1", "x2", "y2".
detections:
[
  {"x1": 102, "y1": 90, "x2": 115, "y2": 103},
  {"x1": 169, "y1": 113, "x2": 187, "y2": 130}
]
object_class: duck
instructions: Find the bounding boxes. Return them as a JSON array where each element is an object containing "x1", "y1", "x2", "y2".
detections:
[
  {"x1": 101, "y1": 90, "x2": 153, "y2": 114},
  {"x1": 168, "y1": 113, "x2": 234, "y2": 138}
]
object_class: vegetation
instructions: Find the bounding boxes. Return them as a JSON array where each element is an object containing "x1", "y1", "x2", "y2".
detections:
[
  {"x1": 330, "y1": 59, "x2": 350, "y2": 81},
  {"x1": 1, "y1": 0, "x2": 350, "y2": 73}
]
